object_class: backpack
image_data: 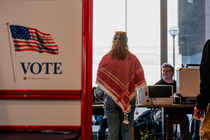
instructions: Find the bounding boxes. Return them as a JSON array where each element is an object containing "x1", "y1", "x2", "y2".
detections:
[
  {"x1": 134, "y1": 110, "x2": 153, "y2": 129},
  {"x1": 133, "y1": 110, "x2": 162, "y2": 140}
]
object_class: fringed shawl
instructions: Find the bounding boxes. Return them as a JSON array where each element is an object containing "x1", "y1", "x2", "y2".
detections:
[{"x1": 96, "y1": 53, "x2": 146, "y2": 113}]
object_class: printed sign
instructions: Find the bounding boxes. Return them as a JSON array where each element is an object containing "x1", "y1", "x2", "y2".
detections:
[{"x1": 0, "y1": 0, "x2": 82, "y2": 90}]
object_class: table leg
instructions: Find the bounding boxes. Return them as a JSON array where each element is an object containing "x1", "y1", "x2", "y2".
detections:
[{"x1": 161, "y1": 107, "x2": 166, "y2": 140}]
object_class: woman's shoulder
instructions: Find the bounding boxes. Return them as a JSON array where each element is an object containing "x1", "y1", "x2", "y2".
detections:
[
  {"x1": 101, "y1": 53, "x2": 110, "y2": 59},
  {"x1": 128, "y1": 52, "x2": 137, "y2": 58}
]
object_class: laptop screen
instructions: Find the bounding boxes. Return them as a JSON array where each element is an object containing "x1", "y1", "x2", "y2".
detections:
[{"x1": 148, "y1": 85, "x2": 173, "y2": 98}]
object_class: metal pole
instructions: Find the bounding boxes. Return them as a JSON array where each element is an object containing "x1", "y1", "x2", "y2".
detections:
[
  {"x1": 173, "y1": 35, "x2": 175, "y2": 68},
  {"x1": 160, "y1": 0, "x2": 168, "y2": 65},
  {"x1": 125, "y1": 0, "x2": 127, "y2": 32},
  {"x1": 161, "y1": 107, "x2": 166, "y2": 140},
  {"x1": 6, "y1": 23, "x2": 16, "y2": 83}
]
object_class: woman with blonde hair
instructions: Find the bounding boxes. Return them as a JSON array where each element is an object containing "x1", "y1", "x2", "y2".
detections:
[{"x1": 96, "y1": 31, "x2": 146, "y2": 140}]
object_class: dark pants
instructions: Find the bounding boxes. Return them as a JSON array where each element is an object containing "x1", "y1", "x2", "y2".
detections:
[
  {"x1": 191, "y1": 118, "x2": 200, "y2": 140},
  {"x1": 94, "y1": 115, "x2": 108, "y2": 140},
  {"x1": 166, "y1": 114, "x2": 191, "y2": 140}
]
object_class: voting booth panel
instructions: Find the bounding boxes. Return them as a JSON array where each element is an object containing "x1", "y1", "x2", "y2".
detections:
[
  {"x1": 176, "y1": 67, "x2": 200, "y2": 98},
  {"x1": 0, "y1": 0, "x2": 83, "y2": 131}
]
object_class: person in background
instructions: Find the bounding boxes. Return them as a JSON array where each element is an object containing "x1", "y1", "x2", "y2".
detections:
[
  {"x1": 93, "y1": 87, "x2": 108, "y2": 140},
  {"x1": 96, "y1": 31, "x2": 146, "y2": 140},
  {"x1": 155, "y1": 63, "x2": 191, "y2": 140},
  {"x1": 194, "y1": 39, "x2": 210, "y2": 140}
]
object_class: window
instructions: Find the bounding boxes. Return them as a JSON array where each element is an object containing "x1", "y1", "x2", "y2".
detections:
[
  {"x1": 93, "y1": 0, "x2": 160, "y2": 86},
  {"x1": 128, "y1": 0, "x2": 160, "y2": 85},
  {"x1": 168, "y1": 0, "x2": 207, "y2": 68},
  {"x1": 92, "y1": 0, "x2": 125, "y2": 87}
]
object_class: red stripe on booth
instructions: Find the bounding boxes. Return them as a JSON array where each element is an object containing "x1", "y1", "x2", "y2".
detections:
[{"x1": 0, "y1": 90, "x2": 81, "y2": 100}]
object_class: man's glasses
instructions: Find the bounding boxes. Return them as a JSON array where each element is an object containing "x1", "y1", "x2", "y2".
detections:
[{"x1": 162, "y1": 70, "x2": 173, "y2": 73}]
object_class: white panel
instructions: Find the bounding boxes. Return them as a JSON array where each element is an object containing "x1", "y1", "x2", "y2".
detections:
[{"x1": 0, "y1": 100, "x2": 81, "y2": 125}]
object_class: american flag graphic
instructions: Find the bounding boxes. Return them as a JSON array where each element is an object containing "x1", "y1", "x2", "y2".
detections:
[{"x1": 9, "y1": 25, "x2": 59, "y2": 54}]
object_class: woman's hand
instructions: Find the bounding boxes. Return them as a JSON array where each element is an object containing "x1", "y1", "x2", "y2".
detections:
[{"x1": 194, "y1": 107, "x2": 204, "y2": 119}]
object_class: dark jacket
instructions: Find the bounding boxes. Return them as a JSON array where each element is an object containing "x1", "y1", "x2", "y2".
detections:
[{"x1": 196, "y1": 39, "x2": 210, "y2": 110}]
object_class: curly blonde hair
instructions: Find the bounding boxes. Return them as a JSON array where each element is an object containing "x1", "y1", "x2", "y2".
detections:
[{"x1": 108, "y1": 31, "x2": 129, "y2": 60}]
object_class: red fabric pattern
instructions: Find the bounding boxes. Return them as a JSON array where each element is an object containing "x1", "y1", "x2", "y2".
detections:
[{"x1": 96, "y1": 53, "x2": 146, "y2": 113}]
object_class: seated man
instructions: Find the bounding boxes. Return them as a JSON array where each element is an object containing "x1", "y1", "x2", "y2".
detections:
[{"x1": 155, "y1": 63, "x2": 190, "y2": 140}]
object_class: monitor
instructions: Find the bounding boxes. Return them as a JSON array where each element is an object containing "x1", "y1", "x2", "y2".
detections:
[{"x1": 148, "y1": 85, "x2": 173, "y2": 98}]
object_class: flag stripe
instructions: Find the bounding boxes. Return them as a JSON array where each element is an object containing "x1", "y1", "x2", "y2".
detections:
[
  {"x1": 30, "y1": 35, "x2": 54, "y2": 41},
  {"x1": 15, "y1": 49, "x2": 58, "y2": 54},
  {"x1": 13, "y1": 39, "x2": 56, "y2": 45},
  {"x1": 28, "y1": 27, "x2": 50, "y2": 36},
  {"x1": 30, "y1": 31, "x2": 52, "y2": 39},
  {"x1": 14, "y1": 45, "x2": 58, "y2": 50},
  {"x1": 14, "y1": 44, "x2": 58, "y2": 51},
  {"x1": 14, "y1": 44, "x2": 58, "y2": 48}
]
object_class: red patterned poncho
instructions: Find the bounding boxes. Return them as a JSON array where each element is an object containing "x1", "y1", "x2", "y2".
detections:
[{"x1": 96, "y1": 53, "x2": 146, "y2": 113}]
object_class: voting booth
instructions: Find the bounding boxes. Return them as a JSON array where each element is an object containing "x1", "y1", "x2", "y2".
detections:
[
  {"x1": 176, "y1": 65, "x2": 200, "y2": 103},
  {"x1": 0, "y1": 0, "x2": 93, "y2": 139}
]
